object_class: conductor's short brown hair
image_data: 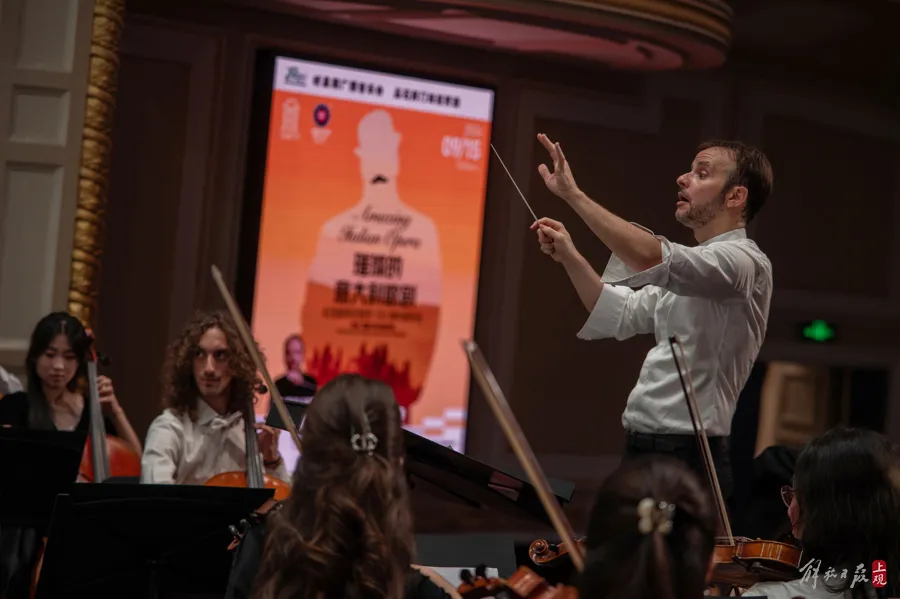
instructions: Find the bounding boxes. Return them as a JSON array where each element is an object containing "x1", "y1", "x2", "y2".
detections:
[{"x1": 698, "y1": 140, "x2": 773, "y2": 223}]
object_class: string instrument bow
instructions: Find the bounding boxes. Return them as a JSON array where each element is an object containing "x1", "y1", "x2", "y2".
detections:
[
  {"x1": 526, "y1": 338, "x2": 803, "y2": 592},
  {"x1": 204, "y1": 265, "x2": 302, "y2": 505},
  {"x1": 457, "y1": 340, "x2": 580, "y2": 599},
  {"x1": 667, "y1": 335, "x2": 801, "y2": 592}
]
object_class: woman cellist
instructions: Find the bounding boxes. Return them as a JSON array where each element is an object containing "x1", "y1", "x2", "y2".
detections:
[
  {"x1": 0, "y1": 311, "x2": 142, "y2": 599},
  {"x1": 0, "y1": 311, "x2": 141, "y2": 450}
]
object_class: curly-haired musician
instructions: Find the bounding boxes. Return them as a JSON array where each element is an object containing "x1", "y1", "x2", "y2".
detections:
[{"x1": 140, "y1": 310, "x2": 288, "y2": 485}]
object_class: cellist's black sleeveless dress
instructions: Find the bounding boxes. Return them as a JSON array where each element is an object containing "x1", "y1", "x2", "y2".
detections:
[{"x1": 0, "y1": 392, "x2": 116, "y2": 599}]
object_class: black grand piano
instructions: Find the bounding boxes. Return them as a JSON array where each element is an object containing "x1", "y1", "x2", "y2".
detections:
[{"x1": 267, "y1": 397, "x2": 576, "y2": 577}]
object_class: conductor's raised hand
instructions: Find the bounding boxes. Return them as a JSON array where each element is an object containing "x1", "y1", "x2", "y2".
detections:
[
  {"x1": 537, "y1": 133, "x2": 579, "y2": 202},
  {"x1": 530, "y1": 217, "x2": 577, "y2": 264}
]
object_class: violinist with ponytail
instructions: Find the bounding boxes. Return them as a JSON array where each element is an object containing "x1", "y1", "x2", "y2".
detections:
[
  {"x1": 578, "y1": 455, "x2": 718, "y2": 599},
  {"x1": 226, "y1": 374, "x2": 457, "y2": 599}
]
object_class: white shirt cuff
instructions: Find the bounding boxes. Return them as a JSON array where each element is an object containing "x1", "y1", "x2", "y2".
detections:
[
  {"x1": 577, "y1": 283, "x2": 631, "y2": 340},
  {"x1": 600, "y1": 223, "x2": 672, "y2": 288}
]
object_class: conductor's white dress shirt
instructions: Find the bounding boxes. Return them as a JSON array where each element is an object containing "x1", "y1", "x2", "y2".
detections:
[{"x1": 578, "y1": 225, "x2": 772, "y2": 437}]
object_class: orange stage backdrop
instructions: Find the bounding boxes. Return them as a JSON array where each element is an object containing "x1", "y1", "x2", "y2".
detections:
[{"x1": 251, "y1": 56, "x2": 494, "y2": 456}]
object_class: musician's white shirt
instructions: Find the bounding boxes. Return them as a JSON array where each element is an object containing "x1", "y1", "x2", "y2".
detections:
[
  {"x1": 745, "y1": 579, "x2": 850, "y2": 599},
  {"x1": 141, "y1": 398, "x2": 290, "y2": 486},
  {"x1": 577, "y1": 225, "x2": 772, "y2": 437}
]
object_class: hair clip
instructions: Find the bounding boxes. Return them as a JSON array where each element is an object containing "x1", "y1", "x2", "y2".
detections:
[
  {"x1": 637, "y1": 497, "x2": 676, "y2": 535},
  {"x1": 350, "y1": 411, "x2": 379, "y2": 456}
]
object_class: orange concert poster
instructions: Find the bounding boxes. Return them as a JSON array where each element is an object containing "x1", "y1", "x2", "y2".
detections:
[{"x1": 249, "y1": 56, "x2": 494, "y2": 463}]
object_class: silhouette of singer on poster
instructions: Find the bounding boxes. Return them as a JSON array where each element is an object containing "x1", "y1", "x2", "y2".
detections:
[{"x1": 301, "y1": 109, "x2": 442, "y2": 423}]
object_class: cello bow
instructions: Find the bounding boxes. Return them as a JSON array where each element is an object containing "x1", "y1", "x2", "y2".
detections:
[
  {"x1": 210, "y1": 264, "x2": 302, "y2": 453},
  {"x1": 462, "y1": 340, "x2": 584, "y2": 573}
]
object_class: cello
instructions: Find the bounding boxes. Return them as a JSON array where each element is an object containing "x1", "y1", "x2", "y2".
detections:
[
  {"x1": 203, "y1": 265, "x2": 302, "y2": 505},
  {"x1": 456, "y1": 340, "x2": 580, "y2": 599},
  {"x1": 77, "y1": 330, "x2": 142, "y2": 482},
  {"x1": 525, "y1": 336, "x2": 802, "y2": 595}
]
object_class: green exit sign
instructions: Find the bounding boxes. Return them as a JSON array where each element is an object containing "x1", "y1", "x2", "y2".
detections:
[{"x1": 801, "y1": 320, "x2": 836, "y2": 342}]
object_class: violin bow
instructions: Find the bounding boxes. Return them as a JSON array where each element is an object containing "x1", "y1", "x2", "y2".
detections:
[
  {"x1": 211, "y1": 265, "x2": 303, "y2": 453},
  {"x1": 667, "y1": 336, "x2": 733, "y2": 544},
  {"x1": 462, "y1": 340, "x2": 585, "y2": 572}
]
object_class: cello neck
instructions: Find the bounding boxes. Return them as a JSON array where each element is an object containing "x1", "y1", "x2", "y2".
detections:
[
  {"x1": 244, "y1": 402, "x2": 265, "y2": 488},
  {"x1": 85, "y1": 332, "x2": 110, "y2": 482}
]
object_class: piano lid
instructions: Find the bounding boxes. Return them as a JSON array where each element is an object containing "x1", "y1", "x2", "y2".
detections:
[{"x1": 265, "y1": 398, "x2": 574, "y2": 528}]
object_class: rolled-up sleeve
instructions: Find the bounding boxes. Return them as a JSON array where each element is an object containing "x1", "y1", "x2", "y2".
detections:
[
  {"x1": 141, "y1": 413, "x2": 182, "y2": 484},
  {"x1": 577, "y1": 283, "x2": 660, "y2": 341},
  {"x1": 602, "y1": 224, "x2": 760, "y2": 300}
]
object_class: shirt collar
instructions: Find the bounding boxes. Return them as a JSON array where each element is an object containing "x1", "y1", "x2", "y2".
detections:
[
  {"x1": 195, "y1": 397, "x2": 242, "y2": 430},
  {"x1": 699, "y1": 227, "x2": 746, "y2": 247}
]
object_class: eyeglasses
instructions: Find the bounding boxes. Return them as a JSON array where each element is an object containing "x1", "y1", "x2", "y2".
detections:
[{"x1": 781, "y1": 485, "x2": 795, "y2": 508}]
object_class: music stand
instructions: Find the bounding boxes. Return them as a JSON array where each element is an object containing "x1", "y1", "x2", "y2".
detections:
[
  {"x1": 0, "y1": 428, "x2": 86, "y2": 531},
  {"x1": 35, "y1": 483, "x2": 274, "y2": 599},
  {"x1": 264, "y1": 395, "x2": 309, "y2": 431}
]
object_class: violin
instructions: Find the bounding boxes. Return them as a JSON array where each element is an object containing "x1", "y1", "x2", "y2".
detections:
[
  {"x1": 77, "y1": 330, "x2": 141, "y2": 481},
  {"x1": 205, "y1": 266, "x2": 302, "y2": 507},
  {"x1": 529, "y1": 535, "x2": 801, "y2": 585},
  {"x1": 528, "y1": 537, "x2": 584, "y2": 567},
  {"x1": 459, "y1": 342, "x2": 582, "y2": 599},
  {"x1": 457, "y1": 566, "x2": 578, "y2": 599},
  {"x1": 707, "y1": 536, "x2": 801, "y2": 588}
]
